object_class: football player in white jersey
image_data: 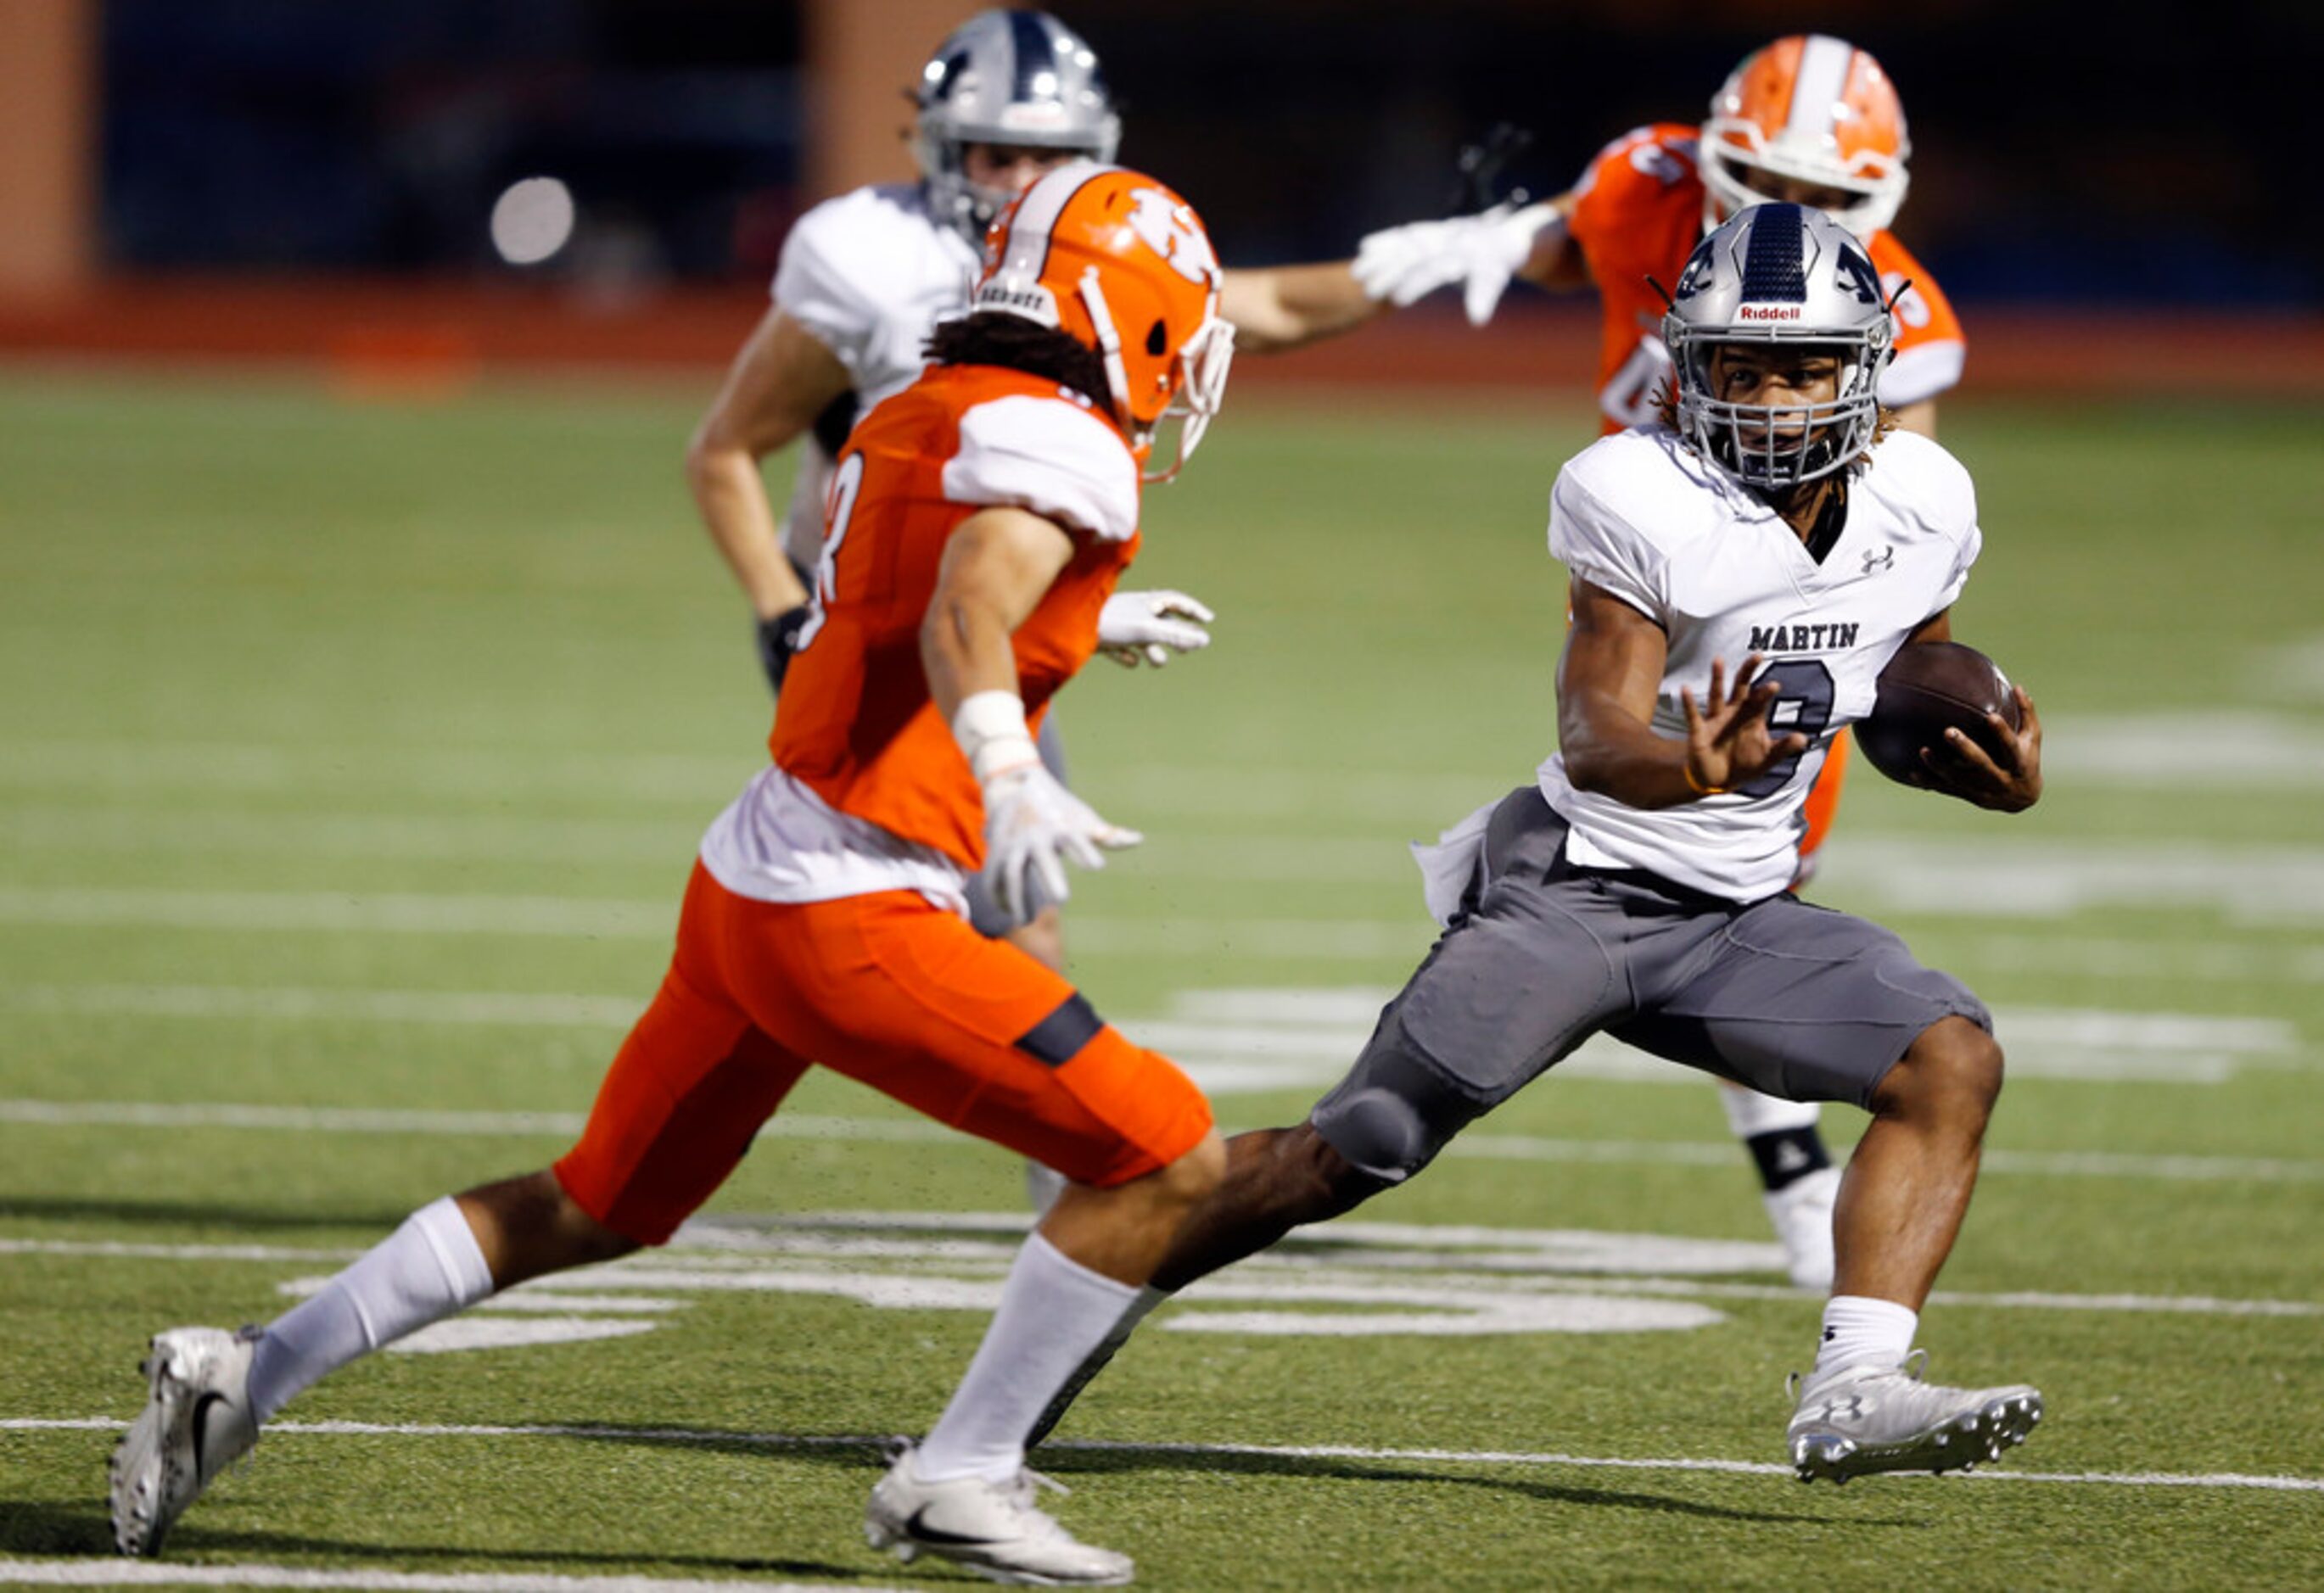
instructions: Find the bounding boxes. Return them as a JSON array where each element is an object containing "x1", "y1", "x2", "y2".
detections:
[
  {"x1": 1027, "y1": 205, "x2": 2049, "y2": 1486},
  {"x1": 688, "y1": 6, "x2": 1506, "y2": 980}
]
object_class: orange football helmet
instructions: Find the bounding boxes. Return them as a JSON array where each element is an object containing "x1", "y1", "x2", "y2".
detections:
[
  {"x1": 1701, "y1": 34, "x2": 1911, "y2": 238},
  {"x1": 971, "y1": 161, "x2": 1235, "y2": 482}
]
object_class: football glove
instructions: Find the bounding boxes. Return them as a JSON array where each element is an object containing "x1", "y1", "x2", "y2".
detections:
[
  {"x1": 755, "y1": 603, "x2": 812, "y2": 695},
  {"x1": 1352, "y1": 201, "x2": 1556, "y2": 327},
  {"x1": 1096, "y1": 589, "x2": 1215, "y2": 668},
  {"x1": 980, "y1": 762, "x2": 1143, "y2": 922}
]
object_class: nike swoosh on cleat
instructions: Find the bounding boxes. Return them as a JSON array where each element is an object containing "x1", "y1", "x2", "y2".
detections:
[{"x1": 904, "y1": 1506, "x2": 1008, "y2": 1547}]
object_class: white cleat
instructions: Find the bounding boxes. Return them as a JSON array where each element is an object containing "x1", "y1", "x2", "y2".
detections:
[
  {"x1": 1762, "y1": 1165, "x2": 1840, "y2": 1292},
  {"x1": 865, "y1": 1441, "x2": 1132, "y2": 1586},
  {"x1": 1787, "y1": 1351, "x2": 2041, "y2": 1484},
  {"x1": 109, "y1": 1326, "x2": 262, "y2": 1555}
]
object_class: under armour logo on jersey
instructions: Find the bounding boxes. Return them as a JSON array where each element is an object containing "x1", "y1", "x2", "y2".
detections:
[
  {"x1": 1862, "y1": 546, "x2": 1896, "y2": 575},
  {"x1": 1127, "y1": 188, "x2": 1218, "y2": 287}
]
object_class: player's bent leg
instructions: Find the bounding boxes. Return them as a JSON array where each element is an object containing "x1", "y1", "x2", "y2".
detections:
[
  {"x1": 1042, "y1": 1128, "x2": 1227, "y2": 1284},
  {"x1": 456, "y1": 1169, "x2": 638, "y2": 1288},
  {"x1": 115, "y1": 875, "x2": 809, "y2": 1557},
  {"x1": 1151, "y1": 1123, "x2": 1387, "y2": 1292},
  {"x1": 1790, "y1": 1016, "x2": 2036, "y2": 1483},
  {"x1": 1832, "y1": 1014, "x2": 2003, "y2": 1309},
  {"x1": 716, "y1": 889, "x2": 1206, "y2": 1584}
]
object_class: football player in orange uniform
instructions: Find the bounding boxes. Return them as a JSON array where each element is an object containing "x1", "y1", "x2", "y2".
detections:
[
  {"x1": 112, "y1": 163, "x2": 1235, "y2": 1587},
  {"x1": 1353, "y1": 36, "x2": 1963, "y2": 1294},
  {"x1": 695, "y1": 7, "x2": 1482, "y2": 983}
]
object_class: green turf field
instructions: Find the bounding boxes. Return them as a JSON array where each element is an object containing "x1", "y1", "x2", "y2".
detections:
[{"x1": 2, "y1": 366, "x2": 2321, "y2": 1589}]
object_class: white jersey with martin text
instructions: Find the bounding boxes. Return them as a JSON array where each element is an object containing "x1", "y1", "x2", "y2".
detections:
[
  {"x1": 770, "y1": 182, "x2": 981, "y2": 568},
  {"x1": 1540, "y1": 425, "x2": 1981, "y2": 902}
]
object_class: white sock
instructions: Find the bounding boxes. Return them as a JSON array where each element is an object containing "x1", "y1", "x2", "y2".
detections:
[
  {"x1": 246, "y1": 1195, "x2": 496, "y2": 1423},
  {"x1": 1811, "y1": 1294, "x2": 1918, "y2": 1383},
  {"x1": 1720, "y1": 1085, "x2": 1820, "y2": 1140},
  {"x1": 915, "y1": 1232, "x2": 1139, "y2": 1483}
]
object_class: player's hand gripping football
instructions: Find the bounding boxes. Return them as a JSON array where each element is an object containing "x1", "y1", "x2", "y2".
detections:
[
  {"x1": 1922, "y1": 683, "x2": 2043, "y2": 813},
  {"x1": 1352, "y1": 201, "x2": 1555, "y2": 327},
  {"x1": 980, "y1": 758, "x2": 1144, "y2": 921},
  {"x1": 1096, "y1": 589, "x2": 1214, "y2": 668},
  {"x1": 1679, "y1": 654, "x2": 1809, "y2": 796}
]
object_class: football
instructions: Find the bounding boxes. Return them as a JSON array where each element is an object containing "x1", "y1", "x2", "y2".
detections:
[{"x1": 1854, "y1": 641, "x2": 2023, "y2": 785}]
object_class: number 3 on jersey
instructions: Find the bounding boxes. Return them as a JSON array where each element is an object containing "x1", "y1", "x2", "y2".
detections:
[
  {"x1": 1739, "y1": 658, "x2": 1835, "y2": 799},
  {"x1": 792, "y1": 451, "x2": 865, "y2": 656}
]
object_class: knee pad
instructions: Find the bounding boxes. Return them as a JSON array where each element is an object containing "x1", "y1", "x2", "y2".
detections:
[{"x1": 1311, "y1": 1086, "x2": 1436, "y2": 1185}]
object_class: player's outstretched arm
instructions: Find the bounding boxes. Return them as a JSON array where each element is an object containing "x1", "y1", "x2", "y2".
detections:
[
  {"x1": 1557, "y1": 579, "x2": 1805, "y2": 806},
  {"x1": 926, "y1": 509, "x2": 1145, "y2": 918},
  {"x1": 685, "y1": 306, "x2": 850, "y2": 631},
  {"x1": 1217, "y1": 262, "x2": 1383, "y2": 355}
]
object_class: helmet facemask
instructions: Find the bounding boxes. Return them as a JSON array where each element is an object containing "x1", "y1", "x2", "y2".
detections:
[
  {"x1": 1668, "y1": 337, "x2": 1887, "y2": 488},
  {"x1": 1660, "y1": 203, "x2": 1896, "y2": 489},
  {"x1": 1074, "y1": 267, "x2": 1237, "y2": 484}
]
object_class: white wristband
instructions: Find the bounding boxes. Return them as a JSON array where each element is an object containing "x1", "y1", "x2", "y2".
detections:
[{"x1": 951, "y1": 689, "x2": 1039, "y2": 785}]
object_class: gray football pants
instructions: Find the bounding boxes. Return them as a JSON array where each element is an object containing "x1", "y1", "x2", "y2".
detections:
[{"x1": 1312, "y1": 786, "x2": 1991, "y2": 1184}]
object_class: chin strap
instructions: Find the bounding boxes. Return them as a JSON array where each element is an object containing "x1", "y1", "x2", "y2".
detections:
[{"x1": 1077, "y1": 265, "x2": 1143, "y2": 453}]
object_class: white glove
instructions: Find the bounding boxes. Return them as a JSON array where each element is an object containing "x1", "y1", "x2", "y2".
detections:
[
  {"x1": 981, "y1": 762, "x2": 1143, "y2": 921},
  {"x1": 1097, "y1": 589, "x2": 1215, "y2": 668},
  {"x1": 1352, "y1": 200, "x2": 1557, "y2": 327}
]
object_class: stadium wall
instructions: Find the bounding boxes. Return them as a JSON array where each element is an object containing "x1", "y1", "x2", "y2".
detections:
[{"x1": 2, "y1": 278, "x2": 2319, "y2": 397}]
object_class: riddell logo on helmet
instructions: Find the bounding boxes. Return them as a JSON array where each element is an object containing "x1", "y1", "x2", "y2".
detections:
[{"x1": 1739, "y1": 305, "x2": 1803, "y2": 321}]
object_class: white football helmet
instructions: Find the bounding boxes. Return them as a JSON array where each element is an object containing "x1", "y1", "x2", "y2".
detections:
[
  {"x1": 913, "y1": 10, "x2": 1121, "y2": 242},
  {"x1": 1661, "y1": 203, "x2": 1895, "y2": 488}
]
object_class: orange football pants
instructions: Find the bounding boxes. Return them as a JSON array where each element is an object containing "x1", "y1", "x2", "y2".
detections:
[
  {"x1": 1798, "y1": 729, "x2": 1851, "y2": 871},
  {"x1": 555, "y1": 863, "x2": 1213, "y2": 1245}
]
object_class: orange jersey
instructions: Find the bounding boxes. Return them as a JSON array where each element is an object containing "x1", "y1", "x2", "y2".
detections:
[
  {"x1": 770, "y1": 363, "x2": 1141, "y2": 869},
  {"x1": 1567, "y1": 123, "x2": 1964, "y2": 433}
]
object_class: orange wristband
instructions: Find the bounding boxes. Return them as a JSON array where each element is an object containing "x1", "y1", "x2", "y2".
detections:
[{"x1": 1683, "y1": 764, "x2": 1727, "y2": 797}]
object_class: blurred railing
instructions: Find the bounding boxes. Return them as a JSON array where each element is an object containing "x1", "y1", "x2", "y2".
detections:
[{"x1": 3, "y1": 277, "x2": 2319, "y2": 397}]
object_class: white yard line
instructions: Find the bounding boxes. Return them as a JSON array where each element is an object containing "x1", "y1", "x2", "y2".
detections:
[
  {"x1": 8, "y1": 1231, "x2": 2318, "y2": 1322},
  {"x1": 3, "y1": 985, "x2": 644, "y2": 1027},
  {"x1": 4, "y1": 1418, "x2": 2317, "y2": 1495},
  {"x1": 0, "y1": 741, "x2": 748, "y2": 805},
  {"x1": 0, "y1": 888, "x2": 670, "y2": 939},
  {"x1": 0, "y1": 1558, "x2": 897, "y2": 1592},
  {"x1": 0, "y1": 1102, "x2": 949, "y2": 1143},
  {"x1": 3, "y1": 1098, "x2": 2315, "y2": 1181}
]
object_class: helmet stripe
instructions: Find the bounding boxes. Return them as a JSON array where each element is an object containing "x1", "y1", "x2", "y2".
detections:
[
  {"x1": 1784, "y1": 35, "x2": 1854, "y2": 142},
  {"x1": 1007, "y1": 9, "x2": 1060, "y2": 103},
  {"x1": 1000, "y1": 161, "x2": 1113, "y2": 283},
  {"x1": 1739, "y1": 204, "x2": 1807, "y2": 303}
]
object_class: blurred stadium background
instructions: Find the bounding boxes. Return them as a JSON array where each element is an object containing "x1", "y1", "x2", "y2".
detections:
[{"x1": 2, "y1": 0, "x2": 2320, "y2": 385}]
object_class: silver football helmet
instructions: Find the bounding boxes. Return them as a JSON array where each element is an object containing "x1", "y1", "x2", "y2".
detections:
[
  {"x1": 912, "y1": 10, "x2": 1121, "y2": 242},
  {"x1": 1660, "y1": 203, "x2": 1895, "y2": 488}
]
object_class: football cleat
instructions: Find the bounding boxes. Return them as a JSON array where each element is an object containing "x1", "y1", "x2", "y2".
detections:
[
  {"x1": 109, "y1": 1325, "x2": 262, "y2": 1556},
  {"x1": 1762, "y1": 1165, "x2": 1840, "y2": 1293},
  {"x1": 865, "y1": 1440, "x2": 1132, "y2": 1586},
  {"x1": 1786, "y1": 1351, "x2": 2041, "y2": 1484}
]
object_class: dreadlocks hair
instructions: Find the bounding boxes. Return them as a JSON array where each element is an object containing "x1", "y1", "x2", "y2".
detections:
[{"x1": 924, "y1": 311, "x2": 1115, "y2": 415}]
